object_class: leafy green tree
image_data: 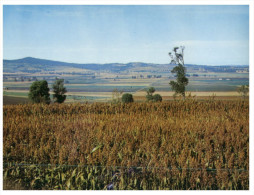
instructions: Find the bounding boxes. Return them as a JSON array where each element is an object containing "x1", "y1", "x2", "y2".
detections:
[
  {"x1": 153, "y1": 94, "x2": 162, "y2": 102},
  {"x1": 52, "y1": 79, "x2": 67, "y2": 103},
  {"x1": 237, "y1": 85, "x2": 249, "y2": 99},
  {"x1": 146, "y1": 87, "x2": 155, "y2": 101},
  {"x1": 28, "y1": 80, "x2": 50, "y2": 104},
  {"x1": 146, "y1": 87, "x2": 162, "y2": 102},
  {"x1": 147, "y1": 87, "x2": 155, "y2": 96},
  {"x1": 169, "y1": 46, "x2": 188, "y2": 99},
  {"x1": 122, "y1": 93, "x2": 134, "y2": 103}
]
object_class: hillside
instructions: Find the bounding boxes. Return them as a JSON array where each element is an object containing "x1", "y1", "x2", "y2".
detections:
[
  {"x1": 3, "y1": 57, "x2": 249, "y2": 74},
  {"x1": 3, "y1": 57, "x2": 152, "y2": 73}
]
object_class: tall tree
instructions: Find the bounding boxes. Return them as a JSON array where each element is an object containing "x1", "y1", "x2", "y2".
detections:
[
  {"x1": 169, "y1": 46, "x2": 188, "y2": 99},
  {"x1": 52, "y1": 79, "x2": 67, "y2": 103},
  {"x1": 28, "y1": 80, "x2": 50, "y2": 104}
]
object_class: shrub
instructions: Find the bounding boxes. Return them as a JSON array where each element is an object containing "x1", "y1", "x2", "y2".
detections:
[
  {"x1": 121, "y1": 93, "x2": 134, "y2": 103},
  {"x1": 146, "y1": 87, "x2": 155, "y2": 102},
  {"x1": 146, "y1": 94, "x2": 154, "y2": 102},
  {"x1": 146, "y1": 87, "x2": 162, "y2": 102},
  {"x1": 153, "y1": 94, "x2": 162, "y2": 102}
]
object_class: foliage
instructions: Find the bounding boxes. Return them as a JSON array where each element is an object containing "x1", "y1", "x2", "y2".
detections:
[
  {"x1": 237, "y1": 85, "x2": 249, "y2": 99},
  {"x1": 145, "y1": 94, "x2": 154, "y2": 102},
  {"x1": 146, "y1": 87, "x2": 155, "y2": 96},
  {"x1": 121, "y1": 93, "x2": 134, "y2": 103},
  {"x1": 28, "y1": 80, "x2": 50, "y2": 104},
  {"x1": 146, "y1": 87, "x2": 162, "y2": 102},
  {"x1": 146, "y1": 87, "x2": 155, "y2": 102},
  {"x1": 152, "y1": 94, "x2": 162, "y2": 102},
  {"x1": 3, "y1": 100, "x2": 249, "y2": 189},
  {"x1": 169, "y1": 46, "x2": 189, "y2": 99},
  {"x1": 52, "y1": 79, "x2": 67, "y2": 103}
]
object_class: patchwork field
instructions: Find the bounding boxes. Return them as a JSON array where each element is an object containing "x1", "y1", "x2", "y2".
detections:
[
  {"x1": 3, "y1": 89, "x2": 245, "y2": 105},
  {"x1": 2, "y1": 72, "x2": 249, "y2": 104},
  {"x1": 2, "y1": 58, "x2": 250, "y2": 190}
]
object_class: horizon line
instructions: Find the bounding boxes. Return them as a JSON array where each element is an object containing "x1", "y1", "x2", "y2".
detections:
[{"x1": 3, "y1": 56, "x2": 249, "y2": 67}]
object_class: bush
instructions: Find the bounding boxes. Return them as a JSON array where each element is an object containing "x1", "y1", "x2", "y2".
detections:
[
  {"x1": 146, "y1": 87, "x2": 155, "y2": 102},
  {"x1": 121, "y1": 93, "x2": 134, "y2": 103},
  {"x1": 153, "y1": 94, "x2": 162, "y2": 102},
  {"x1": 146, "y1": 87, "x2": 162, "y2": 102},
  {"x1": 28, "y1": 80, "x2": 50, "y2": 104},
  {"x1": 146, "y1": 94, "x2": 154, "y2": 102}
]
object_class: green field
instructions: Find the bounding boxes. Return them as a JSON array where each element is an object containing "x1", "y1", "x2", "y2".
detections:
[
  {"x1": 3, "y1": 91, "x2": 29, "y2": 97},
  {"x1": 3, "y1": 71, "x2": 249, "y2": 103},
  {"x1": 3, "y1": 78, "x2": 248, "y2": 92}
]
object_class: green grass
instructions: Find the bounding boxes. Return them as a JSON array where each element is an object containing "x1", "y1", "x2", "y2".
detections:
[{"x1": 3, "y1": 91, "x2": 29, "y2": 97}]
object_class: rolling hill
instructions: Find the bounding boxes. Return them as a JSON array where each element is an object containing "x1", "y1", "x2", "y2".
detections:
[{"x1": 3, "y1": 57, "x2": 249, "y2": 74}]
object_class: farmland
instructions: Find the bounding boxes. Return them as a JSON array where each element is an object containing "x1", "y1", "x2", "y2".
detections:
[
  {"x1": 3, "y1": 2, "x2": 251, "y2": 191},
  {"x1": 3, "y1": 76, "x2": 249, "y2": 103},
  {"x1": 3, "y1": 96, "x2": 30, "y2": 105},
  {"x1": 3, "y1": 100, "x2": 249, "y2": 190},
  {"x1": 3, "y1": 57, "x2": 249, "y2": 103},
  {"x1": 3, "y1": 57, "x2": 249, "y2": 190}
]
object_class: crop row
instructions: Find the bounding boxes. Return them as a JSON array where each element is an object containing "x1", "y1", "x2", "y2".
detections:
[{"x1": 3, "y1": 100, "x2": 249, "y2": 189}]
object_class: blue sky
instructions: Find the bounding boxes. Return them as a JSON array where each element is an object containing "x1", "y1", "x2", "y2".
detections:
[{"x1": 3, "y1": 5, "x2": 249, "y2": 65}]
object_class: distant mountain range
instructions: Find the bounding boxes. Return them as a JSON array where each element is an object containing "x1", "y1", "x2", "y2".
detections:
[
  {"x1": 3, "y1": 57, "x2": 157, "y2": 73},
  {"x1": 3, "y1": 57, "x2": 249, "y2": 73}
]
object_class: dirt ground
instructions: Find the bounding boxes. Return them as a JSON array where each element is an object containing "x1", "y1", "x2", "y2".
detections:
[{"x1": 3, "y1": 96, "x2": 30, "y2": 105}]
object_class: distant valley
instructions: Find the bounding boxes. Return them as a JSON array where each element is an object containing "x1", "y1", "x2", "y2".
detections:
[{"x1": 3, "y1": 57, "x2": 249, "y2": 103}]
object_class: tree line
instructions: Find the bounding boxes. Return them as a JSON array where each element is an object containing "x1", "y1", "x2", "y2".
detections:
[{"x1": 28, "y1": 79, "x2": 67, "y2": 104}]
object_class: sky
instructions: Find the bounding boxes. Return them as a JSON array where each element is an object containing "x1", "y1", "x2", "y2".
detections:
[{"x1": 3, "y1": 5, "x2": 249, "y2": 65}]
